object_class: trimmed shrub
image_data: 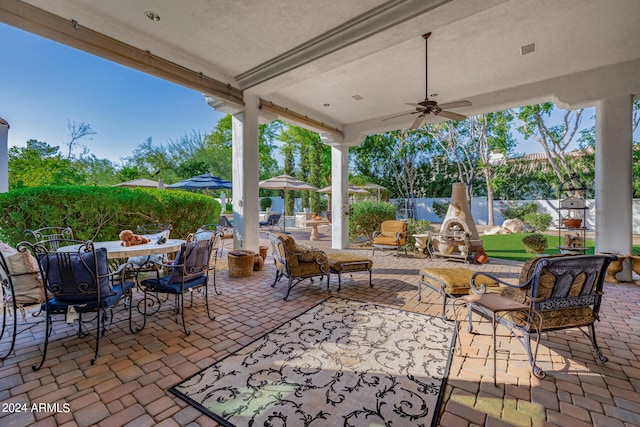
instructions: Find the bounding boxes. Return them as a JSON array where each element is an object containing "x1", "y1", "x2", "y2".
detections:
[
  {"x1": 523, "y1": 212, "x2": 553, "y2": 231},
  {"x1": 259, "y1": 197, "x2": 272, "y2": 211},
  {"x1": 522, "y1": 233, "x2": 548, "y2": 253},
  {"x1": 349, "y1": 201, "x2": 397, "y2": 242},
  {"x1": 501, "y1": 201, "x2": 538, "y2": 220},
  {"x1": 0, "y1": 186, "x2": 220, "y2": 246}
]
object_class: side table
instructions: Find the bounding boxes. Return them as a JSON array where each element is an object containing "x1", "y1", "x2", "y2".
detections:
[{"x1": 462, "y1": 293, "x2": 544, "y2": 385}]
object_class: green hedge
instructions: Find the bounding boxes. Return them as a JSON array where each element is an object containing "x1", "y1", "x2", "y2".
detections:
[
  {"x1": 0, "y1": 186, "x2": 220, "y2": 246},
  {"x1": 349, "y1": 201, "x2": 397, "y2": 242}
]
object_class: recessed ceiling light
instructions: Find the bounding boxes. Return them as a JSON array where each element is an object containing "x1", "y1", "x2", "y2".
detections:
[
  {"x1": 145, "y1": 11, "x2": 161, "y2": 22},
  {"x1": 352, "y1": 95, "x2": 363, "y2": 101}
]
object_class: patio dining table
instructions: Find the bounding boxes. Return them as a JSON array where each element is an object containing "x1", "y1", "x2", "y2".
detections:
[{"x1": 57, "y1": 239, "x2": 185, "y2": 259}]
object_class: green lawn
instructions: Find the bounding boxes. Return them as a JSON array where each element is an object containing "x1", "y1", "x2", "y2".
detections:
[
  {"x1": 480, "y1": 233, "x2": 595, "y2": 262},
  {"x1": 480, "y1": 233, "x2": 640, "y2": 262}
]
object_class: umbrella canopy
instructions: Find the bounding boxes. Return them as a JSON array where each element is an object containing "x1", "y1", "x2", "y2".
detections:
[
  {"x1": 318, "y1": 184, "x2": 369, "y2": 195},
  {"x1": 114, "y1": 178, "x2": 164, "y2": 189},
  {"x1": 168, "y1": 173, "x2": 232, "y2": 190},
  {"x1": 259, "y1": 174, "x2": 317, "y2": 232},
  {"x1": 258, "y1": 174, "x2": 317, "y2": 191},
  {"x1": 362, "y1": 182, "x2": 387, "y2": 201}
]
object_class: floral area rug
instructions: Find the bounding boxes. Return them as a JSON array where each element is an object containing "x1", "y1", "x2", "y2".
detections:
[{"x1": 170, "y1": 297, "x2": 456, "y2": 426}]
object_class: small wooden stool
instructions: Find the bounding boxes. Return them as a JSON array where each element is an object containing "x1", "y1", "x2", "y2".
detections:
[
  {"x1": 327, "y1": 253, "x2": 373, "y2": 291},
  {"x1": 418, "y1": 268, "x2": 498, "y2": 320}
]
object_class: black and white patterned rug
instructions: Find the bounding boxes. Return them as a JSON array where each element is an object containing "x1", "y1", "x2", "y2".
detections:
[{"x1": 170, "y1": 297, "x2": 456, "y2": 426}]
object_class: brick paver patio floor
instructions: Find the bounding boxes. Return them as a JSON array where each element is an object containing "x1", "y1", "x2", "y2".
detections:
[{"x1": 1, "y1": 228, "x2": 639, "y2": 426}]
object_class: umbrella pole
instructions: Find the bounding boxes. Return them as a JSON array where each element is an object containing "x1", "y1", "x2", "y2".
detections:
[{"x1": 283, "y1": 189, "x2": 287, "y2": 233}]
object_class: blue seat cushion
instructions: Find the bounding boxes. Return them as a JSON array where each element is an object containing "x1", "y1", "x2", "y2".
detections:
[
  {"x1": 140, "y1": 274, "x2": 207, "y2": 294},
  {"x1": 44, "y1": 281, "x2": 135, "y2": 313}
]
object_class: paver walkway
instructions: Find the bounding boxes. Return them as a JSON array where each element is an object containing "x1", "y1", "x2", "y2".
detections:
[{"x1": 1, "y1": 227, "x2": 639, "y2": 426}]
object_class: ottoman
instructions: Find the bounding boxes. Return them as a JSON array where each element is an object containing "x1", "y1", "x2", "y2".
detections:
[
  {"x1": 327, "y1": 253, "x2": 373, "y2": 291},
  {"x1": 418, "y1": 268, "x2": 498, "y2": 320}
]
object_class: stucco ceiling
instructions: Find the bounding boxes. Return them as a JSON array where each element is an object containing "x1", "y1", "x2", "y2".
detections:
[{"x1": 4, "y1": 0, "x2": 640, "y2": 142}]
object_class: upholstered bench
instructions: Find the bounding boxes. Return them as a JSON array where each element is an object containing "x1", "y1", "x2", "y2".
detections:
[
  {"x1": 418, "y1": 267, "x2": 498, "y2": 320},
  {"x1": 327, "y1": 253, "x2": 373, "y2": 291}
]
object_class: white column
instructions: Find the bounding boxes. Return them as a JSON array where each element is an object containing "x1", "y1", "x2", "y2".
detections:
[
  {"x1": 0, "y1": 118, "x2": 8, "y2": 193},
  {"x1": 331, "y1": 145, "x2": 350, "y2": 249},
  {"x1": 231, "y1": 94, "x2": 260, "y2": 252},
  {"x1": 595, "y1": 95, "x2": 633, "y2": 274}
]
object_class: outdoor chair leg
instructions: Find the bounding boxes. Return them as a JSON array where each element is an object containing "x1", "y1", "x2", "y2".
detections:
[
  {"x1": 0, "y1": 301, "x2": 17, "y2": 361},
  {"x1": 588, "y1": 324, "x2": 608, "y2": 362}
]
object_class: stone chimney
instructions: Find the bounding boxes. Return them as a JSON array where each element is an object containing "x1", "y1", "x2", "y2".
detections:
[{"x1": 440, "y1": 182, "x2": 483, "y2": 251}]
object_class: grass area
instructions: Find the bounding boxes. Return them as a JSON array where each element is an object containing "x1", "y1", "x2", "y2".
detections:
[{"x1": 480, "y1": 233, "x2": 595, "y2": 262}]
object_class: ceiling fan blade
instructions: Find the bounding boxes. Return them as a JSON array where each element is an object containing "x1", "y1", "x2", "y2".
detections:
[
  {"x1": 437, "y1": 110, "x2": 467, "y2": 121},
  {"x1": 411, "y1": 114, "x2": 426, "y2": 129},
  {"x1": 382, "y1": 111, "x2": 416, "y2": 121},
  {"x1": 439, "y1": 100, "x2": 472, "y2": 109},
  {"x1": 405, "y1": 102, "x2": 420, "y2": 107}
]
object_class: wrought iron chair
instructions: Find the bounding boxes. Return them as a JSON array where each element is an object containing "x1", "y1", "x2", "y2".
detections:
[
  {"x1": 0, "y1": 243, "x2": 46, "y2": 361},
  {"x1": 24, "y1": 227, "x2": 74, "y2": 251},
  {"x1": 136, "y1": 223, "x2": 172, "y2": 240},
  {"x1": 372, "y1": 220, "x2": 407, "y2": 257},
  {"x1": 266, "y1": 232, "x2": 329, "y2": 300},
  {"x1": 138, "y1": 232, "x2": 219, "y2": 335},
  {"x1": 467, "y1": 254, "x2": 616, "y2": 380},
  {"x1": 259, "y1": 213, "x2": 282, "y2": 231},
  {"x1": 19, "y1": 239, "x2": 136, "y2": 370}
]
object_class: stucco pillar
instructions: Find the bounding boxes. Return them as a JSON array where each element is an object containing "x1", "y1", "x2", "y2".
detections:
[
  {"x1": 595, "y1": 95, "x2": 633, "y2": 278},
  {"x1": 231, "y1": 94, "x2": 260, "y2": 252},
  {"x1": 331, "y1": 145, "x2": 350, "y2": 249},
  {"x1": 0, "y1": 118, "x2": 8, "y2": 193}
]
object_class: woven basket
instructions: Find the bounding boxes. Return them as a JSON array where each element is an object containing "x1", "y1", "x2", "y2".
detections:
[{"x1": 228, "y1": 250, "x2": 256, "y2": 277}]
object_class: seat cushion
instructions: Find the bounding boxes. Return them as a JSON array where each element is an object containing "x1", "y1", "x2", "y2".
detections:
[
  {"x1": 420, "y1": 268, "x2": 498, "y2": 295},
  {"x1": 45, "y1": 281, "x2": 134, "y2": 312},
  {"x1": 169, "y1": 241, "x2": 212, "y2": 283},
  {"x1": 141, "y1": 274, "x2": 207, "y2": 294},
  {"x1": 372, "y1": 236, "x2": 402, "y2": 246},
  {"x1": 327, "y1": 253, "x2": 372, "y2": 273}
]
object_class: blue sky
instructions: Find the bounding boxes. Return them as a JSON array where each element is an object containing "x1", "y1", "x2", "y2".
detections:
[
  {"x1": 0, "y1": 23, "x2": 224, "y2": 163},
  {"x1": 1, "y1": 23, "x2": 604, "y2": 165}
]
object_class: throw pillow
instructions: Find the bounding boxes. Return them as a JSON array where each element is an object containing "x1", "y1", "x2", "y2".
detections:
[
  {"x1": 0, "y1": 241, "x2": 44, "y2": 305},
  {"x1": 169, "y1": 241, "x2": 212, "y2": 283},
  {"x1": 39, "y1": 247, "x2": 113, "y2": 302}
]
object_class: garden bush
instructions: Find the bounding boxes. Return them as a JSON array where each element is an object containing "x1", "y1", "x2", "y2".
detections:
[
  {"x1": 405, "y1": 219, "x2": 433, "y2": 252},
  {"x1": 259, "y1": 197, "x2": 273, "y2": 211},
  {"x1": 0, "y1": 186, "x2": 220, "y2": 246},
  {"x1": 349, "y1": 201, "x2": 397, "y2": 242},
  {"x1": 501, "y1": 201, "x2": 539, "y2": 220},
  {"x1": 523, "y1": 212, "x2": 553, "y2": 231},
  {"x1": 522, "y1": 233, "x2": 548, "y2": 253}
]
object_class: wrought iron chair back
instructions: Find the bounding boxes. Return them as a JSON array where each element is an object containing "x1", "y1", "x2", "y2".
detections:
[
  {"x1": 138, "y1": 232, "x2": 219, "y2": 335},
  {"x1": 24, "y1": 227, "x2": 74, "y2": 251},
  {"x1": 136, "y1": 223, "x2": 172, "y2": 236},
  {"x1": 18, "y1": 238, "x2": 135, "y2": 370}
]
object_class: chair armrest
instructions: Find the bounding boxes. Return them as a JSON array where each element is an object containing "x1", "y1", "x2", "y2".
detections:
[
  {"x1": 470, "y1": 271, "x2": 529, "y2": 294},
  {"x1": 372, "y1": 230, "x2": 382, "y2": 239}
]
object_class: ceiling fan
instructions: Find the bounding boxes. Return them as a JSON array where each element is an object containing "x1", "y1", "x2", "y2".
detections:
[{"x1": 384, "y1": 32, "x2": 472, "y2": 129}]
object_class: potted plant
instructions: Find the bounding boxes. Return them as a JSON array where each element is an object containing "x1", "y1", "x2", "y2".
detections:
[
  {"x1": 259, "y1": 197, "x2": 273, "y2": 212},
  {"x1": 522, "y1": 233, "x2": 548, "y2": 254}
]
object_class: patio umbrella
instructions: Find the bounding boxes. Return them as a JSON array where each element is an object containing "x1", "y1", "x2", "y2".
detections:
[
  {"x1": 318, "y1": 184, "x2": 369, "y2": 211},
  {"x1": 167, "y1": 172, "x2": 232, "y2": 191},
  {"x1": 114, "y1": 178, "x2": 164, "y2": 189},
  {"x1": 259, "y1": 174, "x2": 318, "y2": 232},
  {"x1": 362, "y1": 182, "x2": 386, "y2": 201}
]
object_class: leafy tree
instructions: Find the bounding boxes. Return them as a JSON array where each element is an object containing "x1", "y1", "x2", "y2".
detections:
[
  {"x1": 516, "y1": 103, "x2": 587, "y2": 196},
  {"x1": 8, "y1": 140, "x2": 85, "y2": 189}
]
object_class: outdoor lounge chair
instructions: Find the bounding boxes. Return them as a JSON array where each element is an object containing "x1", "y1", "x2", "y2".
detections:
[
  {"x1": 259, "y1": 213, "x2": 282, "y2": 231},
  {"x1": 466, "y1": 254, "x2": 616, "y2": 379},
  {"x1": 372, "y1": 220, "x2": 407, "y2": 257},
  {"x1": 266, "y1": 232, "x2": 329, "y2": 300}
]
